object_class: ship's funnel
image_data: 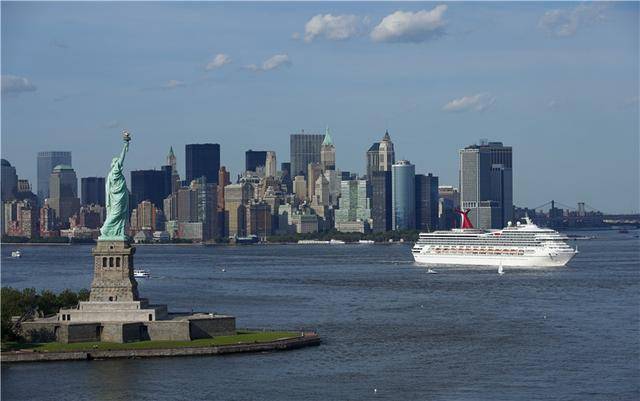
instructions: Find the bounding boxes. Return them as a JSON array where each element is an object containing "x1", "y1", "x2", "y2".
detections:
[{"x1": 455, "y1": 208, "x2": 474, "y2": 229}]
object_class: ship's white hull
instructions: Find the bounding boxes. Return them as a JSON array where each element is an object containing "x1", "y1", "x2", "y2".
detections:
[{"x1": 413, "y1": 251, "x2": 575, "y2": 267}]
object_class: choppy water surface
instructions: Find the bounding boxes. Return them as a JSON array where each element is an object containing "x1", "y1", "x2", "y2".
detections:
[{"x1": 2, "y1": 230, "x2": 639, "y2": 401}]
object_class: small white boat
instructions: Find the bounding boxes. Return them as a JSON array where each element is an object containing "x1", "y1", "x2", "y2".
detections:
[
  {"x1": 329, "y1": 239, "x2": 345, "y2": 244},
  {"x1": 221, "y1": 268, "x2": 226, "y2": 272},
  {"x1": 498, "y1": 261, "x2": 504, "y2": 275},
  {"x1": 427, "y1": 268, "x2": 437, "y2": 274},
  {"x1": 11, "y1": 250, "x2": 21, "y2": 258},
  {"x1": 133, "y1": 269, "x2": 150, "y2": 278},
  {"x1": 358, "y1": 240, "x2": 375, "y2": 244}
]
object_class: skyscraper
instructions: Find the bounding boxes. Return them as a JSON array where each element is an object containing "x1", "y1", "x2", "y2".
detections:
[
  {"x1": 290, "y1": 131, "x2": 324, "y2": 177},
  {"x1": 280, "y1": 162, "x2": 292, "y2": 193},
  {"x1": 334, "y1": 179, "x2": 372, "y2": 233},
  {"x1": 48, "y1": 164, "x2": 80, "y2": 227},
  {"x1": 224, "y1": 183, "x2": 252, "y2": 237},
  {"x1": 391, "y1": 160, "x2": 415, "y2": 230},
  {"x1": 265, "y1": 151, "x2": 277, "y2": 178},
  {"x1": 293, "y1": 175, "x2": 307, "y2": 202},
  {"x1": 191, "y1": 177, "x2": 218, "y2": 241},
  {"x1": 185, "y1": 144, "x2": 220, "y2": 184},
  {"x1": 37, "y1": 151, "x2": 71, "y2": 202},
  {"x1": 313, "y1": 174, "x2": 330, "y2": 206},
  {"x1": 81, "y1": 177, "x2": 106, "y2": 206},
  {"x1": 438, "y1": 186, "x2": 460, "y2": 230},
  {"x1": 218, "y1": 166, "x2": 230, "y2": 212},
  {"x1": 459, "y1": 141, "x2": 512, "y2": 229},
  {"x1": 307, "y1": 162, "x2": 323, "y2": 202},
  {"x1": 167, "y1": 146, "x2": 180, "y2": 193},
  {"x1": 370, "y1": 170, "x2": 392, "y2": 232},
  {"x1": 246, "y1": 201, "x2": 272, "y2": 239},
  {"x1": 366, "y1": 131, "x2": 395, "y2": 179},
  {"x1": 415, "y1": 173, "x2": 439, "y2": 231},
  {"x1": 320, "y1": 127, "x2": 336, "y2": 171},
  {"x1": 131, "y1": 168, "x2": 172, "y2": 209},
  {"x1": 245, "y1": 150, "x2": 268, "y2": 173},
  {"x1": 1, "y1": 159, "x2": 18, "y2": 202}
]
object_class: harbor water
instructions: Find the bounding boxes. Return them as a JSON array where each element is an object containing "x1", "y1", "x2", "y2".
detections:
[{"x1": 2, "y1": 230, "x2": 639, "y2": 400}]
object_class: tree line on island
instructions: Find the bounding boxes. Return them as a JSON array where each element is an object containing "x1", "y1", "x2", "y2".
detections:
[{"x1": 1, "y1": 287, "x2": 89, "y2": 342}]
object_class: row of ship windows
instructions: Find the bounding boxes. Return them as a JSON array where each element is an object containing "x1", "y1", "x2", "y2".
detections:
[
  {"x1": 414, "y1": 249, "x2": 529, "y2": 255},
  {"x1": 418, "y1": 241, "x2": 540, "y2": 246}
]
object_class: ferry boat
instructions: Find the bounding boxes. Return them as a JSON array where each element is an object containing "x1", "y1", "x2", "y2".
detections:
[
  {"x1": 412, "y1": 211, "x2": 577, "y2": 267},
  {"x1": 133, "y1": 269, "x2": 150, "y2": 278}
]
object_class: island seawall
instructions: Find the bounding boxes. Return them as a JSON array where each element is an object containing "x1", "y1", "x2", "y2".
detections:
[{"x1": 2, "y1": 332, "x2": 320, "y2": 363}]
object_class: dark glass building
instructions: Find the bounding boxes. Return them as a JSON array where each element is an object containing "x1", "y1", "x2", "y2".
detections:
[
  {"x1": 131, "y1": 168, "x2": 172, "y2": 209},
  {"x1": 370, "y1": 170, "x2": 392, "y2": 232},
  {"x1": 415, "y1": 173, "x2": 439, "y2": 231},
  {"x1": 81, "y1": 177, "x2": 105, "y2": 206},
  {"x1": 185, "y1": 144, "x2": 220, "y2": 184},
  {"x1": 290, "y1": 132, "x2": 324, "y2": 177},
  {"x1": 459, "y1": 141, "x2": 512, "y2": 229},
  {"x1": 37, "y1": 151, "x2": 71, "y2": 202},
  {"x1": 391, "y1": 160, "x2": 415, "y2": 230},
  {"x1": 245, "y1": 150, "x2": 267, "y2": 173},
  {"x1": 1, "y1": 159, "x2": 18, "y2": 202}
]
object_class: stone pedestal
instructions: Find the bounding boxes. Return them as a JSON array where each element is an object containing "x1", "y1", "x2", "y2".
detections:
[
  {"x1": 58, "y1": 240, "x2": 168, "y2": 323},
  {"x1": 89, "y1": 240, "x2": 138, "y2": 302},
  {"x1": 48, "y1": 238, "x2": 237, "y2": 343}
]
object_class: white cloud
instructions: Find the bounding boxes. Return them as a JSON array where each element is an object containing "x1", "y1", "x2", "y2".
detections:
[
  {"x1": 371, "y1": 5, "x2": 447, "y2": 43},
  {"x1": 246, "y1": 54, "x2": 291, "y2": 72},
  {"x1": 538, "y1": 4, "x2": 607, "y2": 37},
  {"x1": 163, "y1": 80, "x2": 186, "y2": 89},
  {"x1": 303, "y1": 14, "x2": 363, "y2": 43},
  {"x1": 442, "y1": 93, "x2": 496, "y2": 113},
  {"x1": 206, "y1": 53, "x2": 232, "y2": 71},
  {"x1": 1, "y1": 75, "x2": 37, "y2": 95}
]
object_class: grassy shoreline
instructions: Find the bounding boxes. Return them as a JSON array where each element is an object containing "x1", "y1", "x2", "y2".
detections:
[{"x1": 2, "y1": 330, "x2": 299, "y2": 353}]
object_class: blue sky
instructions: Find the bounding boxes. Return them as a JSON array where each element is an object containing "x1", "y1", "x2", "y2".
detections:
[{"x1": 2, "y1": 2, "x2": 638, "y2": 213}]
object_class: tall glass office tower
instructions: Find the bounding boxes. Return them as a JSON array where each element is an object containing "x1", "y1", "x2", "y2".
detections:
[
  {"x1": 392, "y1": 160, "x2": 415, "y2": 230},
  {"x1": 37, "y1": 151, "x2": 71, "y2": 202},
  {"x1": 459, "y1": 141, "x2": 512, "y2": 229},
  {"x1": 185, "y1": 144, "x2": 220, "y2": 184},
  {"x1": 290, "y1": 131, "x2": 324, "y2": 178}
]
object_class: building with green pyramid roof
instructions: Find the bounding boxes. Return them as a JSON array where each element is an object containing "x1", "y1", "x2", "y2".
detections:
[{"x1": 321, "y1": 126, "x2": 336, "y2": 171}]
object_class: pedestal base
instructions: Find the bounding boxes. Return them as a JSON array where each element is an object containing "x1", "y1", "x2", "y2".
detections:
[{"x1": 58, "y1": 299, "x2": 168, "y2": 323}]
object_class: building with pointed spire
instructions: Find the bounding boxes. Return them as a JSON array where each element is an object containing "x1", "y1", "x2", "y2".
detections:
[
  {"x1": 166, "y1": 147, "x2": 180, "y2": 193},
  {"x1": 366, "y1": 130, "x2": 395, "y2": 179},
  {"x1": 320, "y1": 127, "x2": 336, "y2": 171}
]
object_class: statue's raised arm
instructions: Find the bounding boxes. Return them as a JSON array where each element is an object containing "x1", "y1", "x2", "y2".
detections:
[
  {"x1": 118, "y1": 140, "x2": 129, "y2": 166},
  {"x1": 99, "y1": 131, "x2": 132, "y2": 241}
]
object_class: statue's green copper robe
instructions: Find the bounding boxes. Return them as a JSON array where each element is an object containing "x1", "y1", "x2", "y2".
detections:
[{"x1": 99, "y1": 142, "x2": 129, "y2": 240}]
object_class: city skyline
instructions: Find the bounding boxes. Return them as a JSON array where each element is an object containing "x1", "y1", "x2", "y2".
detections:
[{"x1": 2, "y1": 2, "x2": 639, "y2": 212}]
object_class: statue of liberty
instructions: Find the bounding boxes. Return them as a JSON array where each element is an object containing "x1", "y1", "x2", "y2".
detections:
[{"x1": 99, "y1": 131, "x2": 131, "y2": 241}]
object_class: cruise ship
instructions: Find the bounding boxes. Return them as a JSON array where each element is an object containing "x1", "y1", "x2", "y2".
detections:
[{"x1": 412, "y1": 211, "x2": 577, "y2": 267}]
